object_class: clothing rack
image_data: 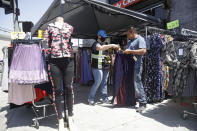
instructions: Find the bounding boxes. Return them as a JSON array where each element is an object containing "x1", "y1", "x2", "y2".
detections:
[
  {"x1": 145, "y1": 26, "x2": 197, "y2": 120},
  {"x1": 12, "y1": 39, "x2": 42, "y2": 45},
  {"x1": 145, "y1": 26, "x2": 197, "y2": 40},
  {"x1": 181, "y1": 28, "x2": 197, "y2": 37}
]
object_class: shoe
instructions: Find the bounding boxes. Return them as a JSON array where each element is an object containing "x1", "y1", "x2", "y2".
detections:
[
  {"x1": 136, "y1": 106, "x2": 146, "y2": 113},
  {"x1": 88, "y1": 100, "x2": 95, "y2": 106},
  {"x1": 58, "y1": 118, "x2": 69, "y2": 131},
  {"x1": 129, "y1": 105, "x2": 137, "y2": 109},
  {"x1": 68, "y1": 116, "x2": 78, "y2": 131},
  {"x1": 100, "y1": 98, "x2": 111, "y2": 104}
]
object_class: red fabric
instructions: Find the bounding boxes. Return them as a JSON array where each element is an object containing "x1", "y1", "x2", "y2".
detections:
[
  {"x1": 180, "y1": 102, "x2": 190, "y2": 107},
  {"x1": 117, "y1": 77, "x2": 125, "y2": 106},
  {"x1": 27, "y1": 88, "x2": 47, "y2": 104},
  {"x1": 180, "y1": 97, "x2": 197, "y2": 107}
]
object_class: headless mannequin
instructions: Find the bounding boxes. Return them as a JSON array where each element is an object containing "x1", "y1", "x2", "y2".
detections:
[
  {"x1": 55, "y1": 17, "x2": 64, "y2": 29},
  {"x1": 50, "y1": 17, "x2": 77, "y2": 131},
  {"x1": 54, "y1": 17, "x2": 68, "y2": 131}
]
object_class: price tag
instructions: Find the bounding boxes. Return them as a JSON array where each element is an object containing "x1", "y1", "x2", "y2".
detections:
[
  {"x1": 179, "y1": 49, "x2": 183, "y2": 56},
  {"x1": 10, "y1": 32, "x2": 26, "y2": 40},
  {"x1": 133, "y1": 56, "x2": 137, "y2": 61},
  {"x1": 38, "y1": 30, "x2": 44, "y2": 39},
  {"x1": 167, "y1": 20, "x2": 179, "y2": 30}
]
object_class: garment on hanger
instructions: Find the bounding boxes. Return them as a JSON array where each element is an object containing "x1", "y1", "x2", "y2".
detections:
[
  {"x1": 8, "y1": 83, "x2": 36, "y2": 105},
  {"x1": 112, "y1": 53, "x2": 136, "y2": 106},
  {"x1": 161, "y1": 65, "x2": 169, "y2": 91},
  {"x1": 163, "y1": 40, "x2": 197, "y2": 96},
  {"x1": 9, "y1": 44, "x2": 48, "y2": 84},
  {"x1": 190, "y1": 40, "x2": 197, "y2": 69},
  {"x1": 143, "y1": 34, "x2": 164, "y2": 103},
  {"x1": 44, "y1": 22, "x2": 73, "y2": 58},
  {"x1": 79, "y1": 48, "x2": 93, "y2": 85}
]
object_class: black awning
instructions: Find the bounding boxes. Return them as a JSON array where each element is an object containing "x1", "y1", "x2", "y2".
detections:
[{"x1": 31, "y1": 0, "x2": 161, "y2": 38}]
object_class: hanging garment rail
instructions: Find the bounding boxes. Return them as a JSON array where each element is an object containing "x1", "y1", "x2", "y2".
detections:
[
  {"x1": 12, "y1": 39, "x2": 42, "y2": 45},
  {"x1": 181, "y1": 28, "x2": 197, "y2": 37},
  {"x1": 145, "y1": 26, "x2": 197, "y2": 39}
]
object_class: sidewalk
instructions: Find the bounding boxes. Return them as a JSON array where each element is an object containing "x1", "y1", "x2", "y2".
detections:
[{"x1": 0, "y1": 85, "x2": 197, "y2": 131}]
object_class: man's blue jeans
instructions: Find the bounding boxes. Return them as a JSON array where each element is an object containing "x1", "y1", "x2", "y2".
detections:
[
  {"x1": 134, "y1": 66, "x2": 147, "y2": 106},
  {"x1": 88, "y1": 68, "x2": 109, "y2": 101}
]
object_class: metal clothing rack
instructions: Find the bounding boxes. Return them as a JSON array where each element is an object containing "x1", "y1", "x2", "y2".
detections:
[
  {"x1": 10, "y1": 39, "x2": 56, "y2": 129},
  {"x1": 145, "y1": 26, "x2": 197, "y2": 120},
  {"x1": 145, "y1": 26, "x2": 197, "y2": 39},
  {"x1": 31, "y1": 87, "x2": 55, "y2": 129}
]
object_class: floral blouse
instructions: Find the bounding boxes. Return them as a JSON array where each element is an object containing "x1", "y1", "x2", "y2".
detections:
[{"x1": 44, "y1": 22, "x2": 73, "y2": 58}]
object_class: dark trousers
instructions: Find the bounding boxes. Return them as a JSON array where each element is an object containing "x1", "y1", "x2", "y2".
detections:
[{"x1": 48, "y1": 57, "x2": 74, "y2": 119}]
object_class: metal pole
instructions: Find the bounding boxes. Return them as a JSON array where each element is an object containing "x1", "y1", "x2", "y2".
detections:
[
  {"x1": 60, "y1": 0, "x2": 65, "y2": 17},
  {"x1": 13, "y1": 0, "x2": 20, "y2": 32}
]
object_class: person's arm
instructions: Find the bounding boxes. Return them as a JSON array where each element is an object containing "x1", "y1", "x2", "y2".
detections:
[
  {"x1": 123, "y1": 48, "x2": 146, "y2": 55},
  {"x1": 96, "y1": 44, "x2": 119, "y2": 51}
]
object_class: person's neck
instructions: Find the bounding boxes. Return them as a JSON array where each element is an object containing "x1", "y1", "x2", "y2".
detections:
[{"x1": 55, "y1": 21, "x2": 64, "y2": 29}]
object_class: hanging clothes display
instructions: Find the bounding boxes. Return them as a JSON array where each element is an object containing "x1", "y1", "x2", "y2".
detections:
[
  {"x1": 8, "y1": 83, "x2": 36, "y2": 105},
  {"x1": 112, "y1": 53, "x2": 136, "y2": 106},
  {"x1": 143, "y1": 34, "x2": 164, "y2": 103},
  {"x1": 79, "y1": 48, "x2": 93, "y2": 85},
  {"x1": 161, "y1": 65, "x2": 169, "y2": 91},
  {"x1": 162, "y1": 39, "x2": 197, "y2": 96},
  {"x1": 1, "y1": 46, "x2": 9, "y2": 91},
  {"x1": 9, "y1": 44, "x2": 48, "y2": 84},
  {"x1": 8, "y1": 40, "x2": 50, "y2": 105},
  {"x1": 76, "y1": 49, "x2": 82, "y2": 83},
  {"x1": 190, "y1": 41, "x2": 197, "y2": 69}
]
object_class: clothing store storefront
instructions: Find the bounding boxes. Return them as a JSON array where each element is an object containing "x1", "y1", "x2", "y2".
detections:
[
  {"x1": 7, "y1": 0, "x2": 197, "y2": 128},
  {"x1": 108, "y1": 0, "x2": 197, "y2": 116}
]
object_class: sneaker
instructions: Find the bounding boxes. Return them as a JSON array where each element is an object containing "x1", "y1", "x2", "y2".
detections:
[
  {"x1": 136, "y1": 106, "x2": 146, "y2": 113},
  {"x1": 100, "y1": 98, "x2": 111, "y2": 104},
  {"x1": 88, "y1": 100, "x2": 95, "y2": 106}
]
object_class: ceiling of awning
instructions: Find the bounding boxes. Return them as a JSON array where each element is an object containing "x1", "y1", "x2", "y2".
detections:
[{"x1": 31, "y1": 0, "x2": 162, "y2": 39}]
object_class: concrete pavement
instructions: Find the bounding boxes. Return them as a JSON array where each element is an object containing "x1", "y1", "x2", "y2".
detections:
[{"x1": 0, "y1": 84, "x2": 197, "y2": 131}]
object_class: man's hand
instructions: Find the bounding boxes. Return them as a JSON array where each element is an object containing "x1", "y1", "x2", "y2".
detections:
[{"x1": 123, "y1": 49, "x2": 132, "y2": 54}]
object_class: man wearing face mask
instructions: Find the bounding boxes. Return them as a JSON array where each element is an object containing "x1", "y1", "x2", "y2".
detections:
[
  {"x1": 88, "y1": 30, "x2": 119, "y2": 105},
  {"x1": 123, "y1": 27, "x2": 147, "y2": 113}
]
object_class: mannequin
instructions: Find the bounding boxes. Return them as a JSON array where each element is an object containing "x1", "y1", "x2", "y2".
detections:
[
  {"x1": 55, "y1": 17, "x2": 64, "y2": 29},
  {"x1": 44, "y1": 17, "x2": 77, "y2": 131}
]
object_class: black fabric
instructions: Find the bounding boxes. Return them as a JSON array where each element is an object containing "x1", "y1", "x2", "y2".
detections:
[
  {"x1": 49, "y1": 57, "x2": 74, "y2": 119},
  {"x1": 91, "y1": 42, "x2": 109, "y2": 69},
  {"x1": 8, "y1": 47, "x2": 14, "y2": 67},
  {"x1": 34, "y1": 82, "x2": 53, "y2": 95},
  {"x1": 22, "y1": 22, "x2": 34, "y2": 33},
  {"x1": 112, "y1": 53, "x2": 136, "y2": 106}
]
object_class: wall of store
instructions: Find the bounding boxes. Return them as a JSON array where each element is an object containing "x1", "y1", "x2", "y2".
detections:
[{"x1": 168, "y1": 0, "x2": 197, "y2": 31}]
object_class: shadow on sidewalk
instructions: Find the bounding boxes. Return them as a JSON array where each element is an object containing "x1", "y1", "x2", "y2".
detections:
[
  {"x1": 141, "y1": 100, "x2": 197, "y2": 131},
  {"x1": 6, "y1": 104, "x2": 58, "y2": 130}
]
